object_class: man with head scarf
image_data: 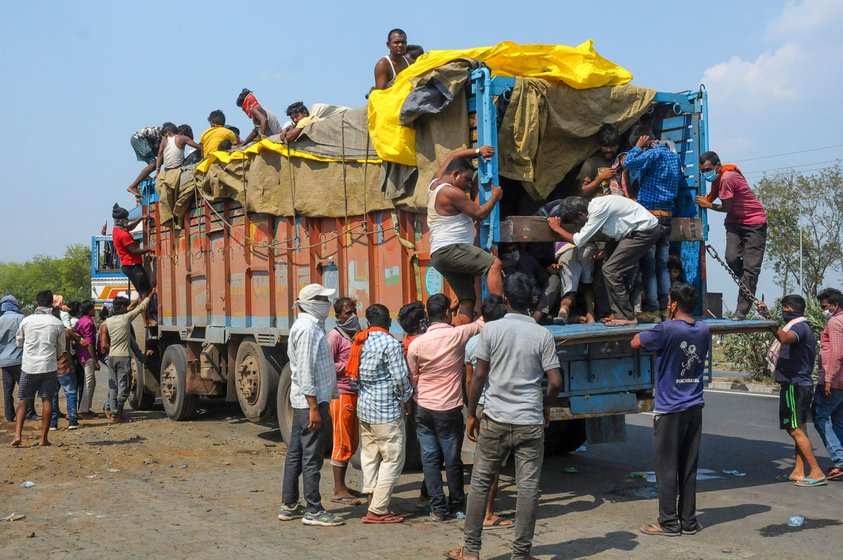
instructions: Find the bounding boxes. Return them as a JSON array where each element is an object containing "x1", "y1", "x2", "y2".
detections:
[
  {"x1": 235, "y1": 88, "x2": 282, "y2": 146},
  {"x1": 0, "y1": 296, "x2": 36, "y2": 422},
  {"x1": 111, "y1": 204, "x2": 155, "y2": 324},
  {"x1": 278, "y1": 284, "x2": 344, "y2": 527}
]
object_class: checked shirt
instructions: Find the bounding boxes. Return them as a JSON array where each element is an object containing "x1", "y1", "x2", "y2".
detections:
[{"x1": 355, "y1": 331, "x2": 413, "y2": 424}]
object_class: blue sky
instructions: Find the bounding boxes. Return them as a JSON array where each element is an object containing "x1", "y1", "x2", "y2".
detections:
[{"x1": 1, "y1": 0, "x2": 841, "y2": 307}]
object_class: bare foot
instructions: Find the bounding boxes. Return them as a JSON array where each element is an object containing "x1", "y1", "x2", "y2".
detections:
[
  {"x1": 601, "y1": 314, "x2": 616, "y2": 324},
  {"x1": 127, "y1": 187, "x2": 140, "y2": 196},
  {"x1": 10, "y1": 438, "x2": 21, "y2": 447},
  {"x1": 585, "y1": 313, "x2": 596, "y2": 324},
  {"x1": 38, "y1": 440, "x2": 51, "y2": 447},
  {"x1": 606, "y1": 319, "x2": 638, "y2": 327}
]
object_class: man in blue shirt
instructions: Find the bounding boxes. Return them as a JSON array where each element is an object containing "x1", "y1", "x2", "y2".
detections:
[
  {"x1": 623, "y1": 125, "x2": 681, "y2": 323},
  {"x1": 632, "y1": 283, "x2": 710, "y2": 537},
  {"x1": 762, "y1": 295, "x2": 827, "y2": 486}
]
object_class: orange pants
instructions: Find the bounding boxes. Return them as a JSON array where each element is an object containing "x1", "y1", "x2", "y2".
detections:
[{"x1": 330, "y1": 394, "x2": 359, "y2": 467}]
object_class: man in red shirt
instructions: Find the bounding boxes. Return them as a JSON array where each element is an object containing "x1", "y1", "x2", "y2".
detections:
[
  {"x1": 111, "y1": 204, "x2": 154, "y2": 323},
  {"x1": 815, "y1": 288, "x2": 843, "y2": 480},
  {"x1": 696, "y1": 151, "x2": 767, "y2": 320}
]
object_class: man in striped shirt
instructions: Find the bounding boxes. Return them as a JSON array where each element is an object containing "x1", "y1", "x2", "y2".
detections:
[{"x1": 354, "y1": 304, "x2": 414, "y2": 524}]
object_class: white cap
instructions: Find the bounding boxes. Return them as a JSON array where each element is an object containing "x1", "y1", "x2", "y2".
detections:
[{"x1": 298, "y1": 283, "x2": 336, "y2": 302}]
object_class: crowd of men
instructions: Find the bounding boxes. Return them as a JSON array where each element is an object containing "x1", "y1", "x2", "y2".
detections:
[{"x1": 125, "y1": 28, "x2": 421, "y2": 197}]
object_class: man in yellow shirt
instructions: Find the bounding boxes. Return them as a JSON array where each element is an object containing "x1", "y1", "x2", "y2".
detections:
[{"x1": 199, "y1": 110, "x2": 237, "y2": 156}]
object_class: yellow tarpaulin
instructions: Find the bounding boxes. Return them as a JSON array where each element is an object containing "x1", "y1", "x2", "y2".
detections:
[
  {"x1": 195, "y1": 138, "x2": 381, "y2": 174},
  {"x1": 367, "y1": 40, "x2": 633, "y2": 167}
]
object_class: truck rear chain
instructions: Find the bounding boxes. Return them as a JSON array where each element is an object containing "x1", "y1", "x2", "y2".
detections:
[{"x1": 704, "y1": 244, "x2": 772, "y2": 320}]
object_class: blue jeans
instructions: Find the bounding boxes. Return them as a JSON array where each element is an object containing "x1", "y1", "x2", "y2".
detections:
[
  {"x1": 51, "y1": 371, "x2": 78, "y2": 426},
  {"x1": 812, "y1": 386, "x2": 843, "y2": 467},
  {"x1": 415, "y1": 404, "x2": 465, "y2": 517},
  {"x1": 640, "y1": 216, "x2": 672, "y2": 312}
]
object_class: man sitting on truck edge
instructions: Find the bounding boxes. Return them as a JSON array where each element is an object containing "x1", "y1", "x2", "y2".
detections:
[
  {"x1": 326, "y1": 296, "x2": 364, "y2": 505},
  {"x1": 428, "y1": 146, "x2": 503, "y2": 325},
  {"x1": 548, "y1": 196, "x2": 659, "y2": 326},
  {"x1": 760, "y1": 295, "x2": 828, "y2": 486},
  {"x1": 631, "y1": 283, "x2": 709, "y2": 537},
  {"x1": 407, "y1": 293, "x2": 484, "y2": 521},
  {"x1": 236, "y1": 88, "x2": 282, "y2": 146},
  {"x1": 126, "y1": 123, "x2": 172, "y2": 197},
  {"x1": 814, "y1": 288, "x2": 843, "y2": 481},
  {"x1": 623, "y1": 125, "x2": 681, "y2": 323},
  {"x1": 446, "y1": 273, "x2": 562, "y2": 560},
  {"x1": 111, "y1": 204, "x2": 155, "y2": 324},
  {"x1": 279, "y1": 283, "x2": 345, "y2": 527},
  {"x1": 346, "y1": 303, "x2": 413, "y2": 524},
  {"x1": 199, "y1": 110, "x2": 236, "y2": 157},
  {"x1": 695, "y1": 151, "x2": 767, "y2": 320},
  {"x1": 374, "y1": 28, "x2": 411, "y2": 90}
]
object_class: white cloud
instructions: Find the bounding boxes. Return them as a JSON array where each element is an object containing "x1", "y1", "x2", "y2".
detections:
[{"x1": 766, "y1": 0, "x2": 843, "y2": 41}]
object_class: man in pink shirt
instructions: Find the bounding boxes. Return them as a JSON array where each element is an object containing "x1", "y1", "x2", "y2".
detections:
[
  {"x1": 406, "y1": 293, "x2": 483, "y2": 521},
  {"x1": 325, "y1": 297, "x2": 363, "y2": 504},
  {"x1": 814, "y1": 288, "x2": 843, "y2": 480},
  {"x1": 696, "y1": 151, "x2": 767, "y2": 320}
]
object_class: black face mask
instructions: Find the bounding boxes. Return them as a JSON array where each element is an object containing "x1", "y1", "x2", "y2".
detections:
[{"x1": 782, "y1": 311, "x2": 802, "y2": 322}]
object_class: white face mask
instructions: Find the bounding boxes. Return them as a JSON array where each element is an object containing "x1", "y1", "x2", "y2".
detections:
[
  {"x1": 298, "y1": 300, "x2": 331, "y2": 321},
  {"x1": 822, "y1": 309, "x2": 835, "y2": 320}
]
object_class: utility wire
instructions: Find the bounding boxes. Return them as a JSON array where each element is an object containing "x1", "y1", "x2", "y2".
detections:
[
  {"x1": 733, "y1": 144, "x2": 843, "y2": 163},
  {"x1": 743, "y1": 159, "x2": 842, "y2": 176}
]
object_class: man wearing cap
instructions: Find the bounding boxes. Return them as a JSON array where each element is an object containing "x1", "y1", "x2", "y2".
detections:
[
  {"x1": 111, "y1": 204, "x2": 155, "y2": 324},
  {"x1": 278, "y1": 284, "x2": 345, "y2": 527},
  {"x1": 235, "y1": 88, "x2": 282, "y2": 146},
  {"x1": 1, "y1": 296, "x2": 37, "y2": 422}
]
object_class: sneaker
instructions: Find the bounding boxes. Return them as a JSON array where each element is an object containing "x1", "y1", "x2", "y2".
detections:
[
  {"x1": 302, "y1": 510, "x2": 345, "y2": 527},
  {"x1": 636, "y1": 311, "x2": 662, "y2": 324},
  {"x1": 277, "y1": 503, "x2": 306, "y2": 521},
  {"x1": 49, "y1": 425, "x2": 58, "y2": 431},
  {"x1": 68, "y1": 422, "x2": 80, "y2": 430}
]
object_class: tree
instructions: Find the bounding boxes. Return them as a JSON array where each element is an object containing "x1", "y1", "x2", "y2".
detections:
[
  {"x1": 755, "y1": 163, "x2": 843, "y2": 296},
  {"x1": 0, "y1": 244, "x2": 91, "y2": 309}
]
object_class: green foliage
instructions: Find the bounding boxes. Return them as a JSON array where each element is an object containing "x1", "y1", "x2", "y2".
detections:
[
  {"x1": 755, "y1": 163, "x2": 843, "y2": 296},
  {"x1": 0, "y1": 244, "x2": 91, "y2": 310},
  {"x1": 719, "y1": 298, "x2": 826, "y2": 382}
]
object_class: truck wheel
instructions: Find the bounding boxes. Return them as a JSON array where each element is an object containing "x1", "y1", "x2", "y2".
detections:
[
  {"x1": 275, "y1": 364, "x2": 334, "y2": 454},
  {"x1": 544, "y1": 419, "x2": 587, "y2": 455},
  {"x1": 235, "y1": 341, "x2": 281, "y2": 422},
  {"x1": 128, "y1": 357, "x2": 155, "y2": 411},
  {"x1": 159, "y1": 344, "x2": 198, "y2": 421}
]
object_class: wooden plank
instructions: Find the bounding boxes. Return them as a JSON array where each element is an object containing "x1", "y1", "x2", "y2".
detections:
[{"x1": 499, "y1": 216, "x2": 557, "y2": 242}]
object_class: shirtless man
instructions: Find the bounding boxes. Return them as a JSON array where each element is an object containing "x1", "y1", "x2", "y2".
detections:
[
  {"x1": 428, "y1": 146, "x2": 503, "y2": 325},
  {"x1": 373, "y1": 29, "x2": 412, "y2": 90}
]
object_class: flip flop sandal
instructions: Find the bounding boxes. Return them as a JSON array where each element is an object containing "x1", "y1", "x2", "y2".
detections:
[
  {"x1": 640, "y1": 522, "x2": 681, "y2": 537},
  {"x1": 443, "y1": 547, "x2": 469, "y2": 560},
  {"x1": 794, "y1": 477, "x2": 827, "y2": 487},
  {"x1": 361, "y1": 514, "x2": 404, "y2": 524},
  {"x1": 331, "y1": 496, "x2": 363, "y2": 505},
  {"x1": 774, "y1": 474, "x2": 800, "y2": 483},
  {"x1": 827, "y1": 467, "x2": 843, "y2": 480},
  {"x1": 483, "y1": 517, "x2": 514, "y2": 529}
]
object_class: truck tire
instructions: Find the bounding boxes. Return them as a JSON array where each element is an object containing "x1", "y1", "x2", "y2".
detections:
[
  {"x1": 276, "y1": 363, "x2": 333, "y2": 456},
  {"x1": 544, "y1": 419, "x2": 587, "y2": 455},
  {"x1": 128, "y1": 357, "x2": 155, "y2": 411},
  {"x1": 159, "y1": 344, "x2": 198, "y2": 421},
  {"x1": 234, "y1": 341, "x2": 281, "y2": 422}
]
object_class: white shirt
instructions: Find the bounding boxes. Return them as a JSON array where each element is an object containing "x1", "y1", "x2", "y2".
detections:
[
  {"x1": 16, "y1": 308, "x2": 66, "y2": 374},
  {"x1": 572, "y1": 195, "x2": 658, "y2": 246},
  {"x1": 287, "y1": 313, "x2": 338, "y2": 409}
]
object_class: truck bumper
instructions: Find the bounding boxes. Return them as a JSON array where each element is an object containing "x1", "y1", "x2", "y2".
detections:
[{"x1": 547, "y1": 397, "x2": 654, "y2": 421}]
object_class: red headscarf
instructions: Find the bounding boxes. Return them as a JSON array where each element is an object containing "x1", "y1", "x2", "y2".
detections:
[
  {"x1": 345, "y1": 327, "x2": 392, "y2": 379},
  {"x1": 240, "y1": 92, "x2": 260, "y2": 119}
]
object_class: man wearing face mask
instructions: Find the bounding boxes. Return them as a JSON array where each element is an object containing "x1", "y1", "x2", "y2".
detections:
[
  {"x1": 695, "y1": 151, "x2": 767, "y2": 320},
  {"x1": 326, "y1": 297, "x2": 364, "y2": 505},
  {"x1": 279, "y1": 284, "x2": 345, "y2": 527},
  {"x1": 814, "y1": 288, "x2": 843, "y2": 481}
]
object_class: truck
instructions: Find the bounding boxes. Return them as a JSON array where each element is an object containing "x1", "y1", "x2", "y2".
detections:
[{"x1": 102, "y1": 55, "x2": 772, "y2": 456}]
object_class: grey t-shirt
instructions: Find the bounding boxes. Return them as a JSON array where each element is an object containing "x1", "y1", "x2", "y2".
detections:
[{"x1": 473, "y1": 314, "x2": 560, "y2": 425}]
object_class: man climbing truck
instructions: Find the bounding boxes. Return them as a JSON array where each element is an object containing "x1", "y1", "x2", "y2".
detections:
[{"x1": 105, "y1": 42, "x2": 774, "y2": 458}]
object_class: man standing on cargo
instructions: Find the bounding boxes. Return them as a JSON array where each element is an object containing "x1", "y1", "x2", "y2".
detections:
[
  {"x1": 428, "y1": 146, "x2": 503, "y2": 324},
  {"x1": 406, "y1": 293, "x2": 484, "y2": 521},
  {"x1": 623, "y1": 125, "x2": 681, "y2": 323},
  {"x1": 278, "y1": 284, "x2": 345, "y2": 526},
  {"x1": 631, "y1": 283, "x2": 709, "y2": 536},
  {"x1": 326, "y1": 297, "x2": 364, "y2": 505},
  {"x1": 695, "y1": 151, "x2": 766, "y2": 320},
  {"x1": 346, "y1": 304, "x2": 413, "y2": 524},
  {"x1": 374, "y1": 29, "x2": 412, "y2": 90},
  {"x1": 445, "y1": 273, "x2": 562, "y2": 560},
  {"x1": 548, "y1": 196, "x2": 659, "y2": 326}
]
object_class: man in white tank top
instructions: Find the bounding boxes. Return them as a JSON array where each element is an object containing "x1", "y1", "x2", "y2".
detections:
[
  {"x1": 373, "y1": 28, "x2": 412, "y2": 90},
  {"x1": 428, "y1": 146, "x2": 504, "y2": 325},
  {"x1": 155, "y1": 123, "x2": 202, "y2": 174}
]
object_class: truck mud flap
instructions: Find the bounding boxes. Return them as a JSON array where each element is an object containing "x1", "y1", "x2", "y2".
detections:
[{"x1": 569, "y1": 393, "x2": 638, "y2": 415}]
